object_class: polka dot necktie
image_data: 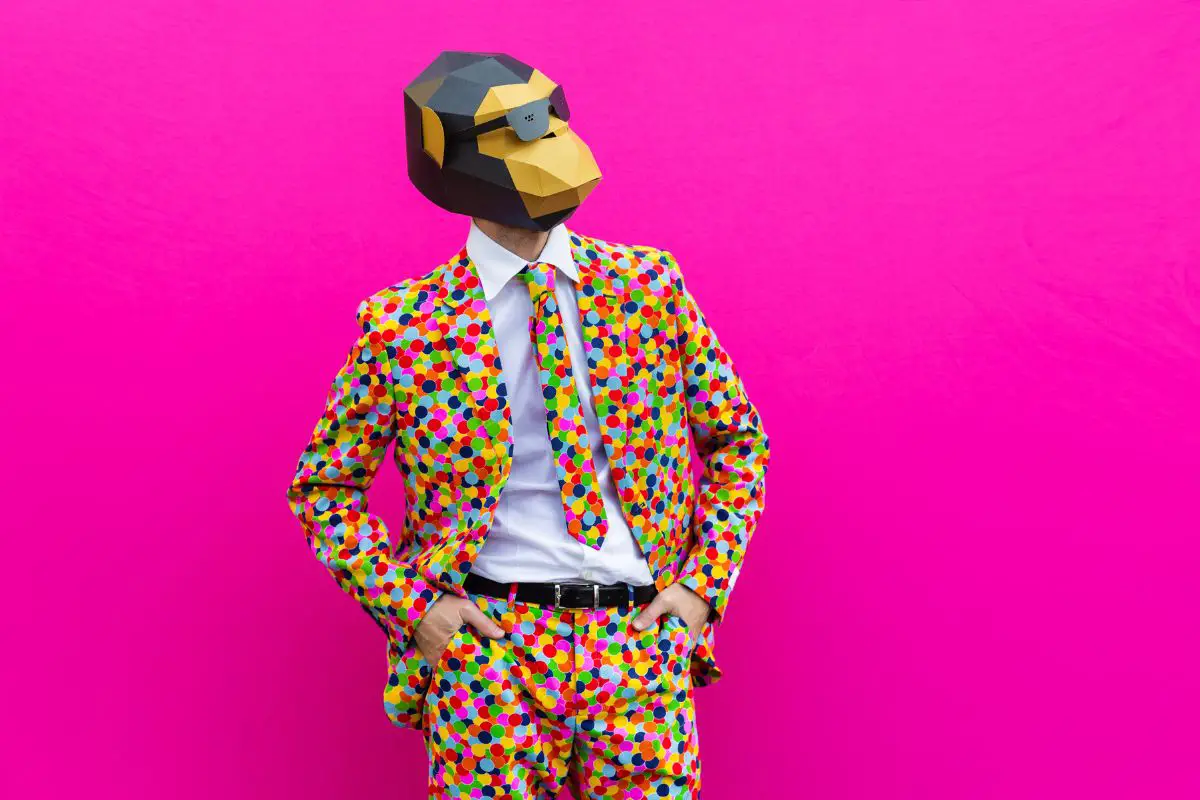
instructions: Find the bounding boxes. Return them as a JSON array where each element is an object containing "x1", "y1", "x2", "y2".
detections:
[{"x1": 520, "y1": 260, "x2": 608, "y2": 551}]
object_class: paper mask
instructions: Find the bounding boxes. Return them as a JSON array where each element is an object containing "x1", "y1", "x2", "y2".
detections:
[{"x1": 404, "y1": 51, "x2": 602, "y2": 231}]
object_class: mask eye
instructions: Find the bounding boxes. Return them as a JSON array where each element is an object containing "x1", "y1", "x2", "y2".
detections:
[
  {"x1": 506, "y1": 98, "x2": 552, "y2": 142},
  {"x1": 549, "y1": 85, "x2": 570, "y2": 122},
  {"x1": 449, "y1": 90, "x2": 569, "y2": 143}
]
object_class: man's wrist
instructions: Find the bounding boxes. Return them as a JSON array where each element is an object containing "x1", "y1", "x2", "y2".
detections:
[
  {"x1": 674, "y1": 565, "x2": 728, "y2": 624},
  {"x1": 677, "y1": 582, "x2": 710, "y2": 609},
  {"x1": 378, "y1": 574, "x2": 444, "y2": 647}
]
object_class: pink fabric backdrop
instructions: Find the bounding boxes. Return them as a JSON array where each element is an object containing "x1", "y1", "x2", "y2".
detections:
[{"x1": 3, "y1": 1, "x2": 1199, "y2": 797}]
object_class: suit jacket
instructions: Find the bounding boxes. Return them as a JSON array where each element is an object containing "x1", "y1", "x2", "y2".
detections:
[{"x1": 287, "y1": 229, "x2": 771, "y2": 730}]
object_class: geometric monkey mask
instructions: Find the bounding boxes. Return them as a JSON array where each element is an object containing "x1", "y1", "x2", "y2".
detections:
[{"x1": 403, "y1": 51, "x2": 602, "y2": 232}]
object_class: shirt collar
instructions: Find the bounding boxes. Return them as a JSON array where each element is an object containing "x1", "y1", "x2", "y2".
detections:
[{"x1": 465, "y1": 219, "x2": 579, "y2": 301}]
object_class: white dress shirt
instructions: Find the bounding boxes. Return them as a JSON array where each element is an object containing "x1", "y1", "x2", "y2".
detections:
[{"x1": 464, "y1": 220, "x2": 654, "y2": 586}]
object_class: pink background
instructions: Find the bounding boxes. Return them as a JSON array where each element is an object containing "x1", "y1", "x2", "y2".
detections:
[{"x1": 3, "y1": 1, "x2": 1199, "y2": 797}]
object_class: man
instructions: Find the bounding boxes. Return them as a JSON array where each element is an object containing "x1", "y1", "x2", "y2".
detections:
[{"x1": 287, "y1": 51, "x2": 770, "y2": 798}]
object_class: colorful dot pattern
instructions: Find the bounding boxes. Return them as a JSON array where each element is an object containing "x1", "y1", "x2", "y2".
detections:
[
  {"x1": 287, "y1": 230, "x2": 771, "y2": 733},
  {"x1": 423, "y1": 591, "x2": 701, "y2": 798},
  {"x1": 519, "y1": 260, "x2": 610, "y2": 551}
]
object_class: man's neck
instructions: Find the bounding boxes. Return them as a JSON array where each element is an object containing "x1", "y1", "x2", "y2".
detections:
[{"x1": 473, "y1": 217, "x2": 549, "y2": 263}]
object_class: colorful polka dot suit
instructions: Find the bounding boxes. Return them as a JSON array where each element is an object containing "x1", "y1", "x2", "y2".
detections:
[
  {"x1": 520, "y1": 260, "x2": 610, "y2": 551},
  {"x1": 286, "y1": 230, "x2": 771, "y2": 794}
]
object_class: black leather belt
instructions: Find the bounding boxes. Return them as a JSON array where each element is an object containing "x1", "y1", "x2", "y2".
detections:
[{"x1": 463, "y1": 572, "x2": 658, "y2": 609}]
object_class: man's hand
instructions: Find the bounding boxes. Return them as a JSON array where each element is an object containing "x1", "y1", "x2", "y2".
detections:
[
  {"x1": 632, "y1": 582, "x2": 711, "y2": 642},
  {"x1": 414, "y1": 594, "x2": 506, "y2": 667}
]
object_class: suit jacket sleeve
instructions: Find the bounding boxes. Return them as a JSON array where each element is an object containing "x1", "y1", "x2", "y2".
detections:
[
  {"x1": 662, "y1": 250, "x2": 771, "y2": 623},
  {"x1": 286, "y1": 297, "x2": 442, "y2": 651}
]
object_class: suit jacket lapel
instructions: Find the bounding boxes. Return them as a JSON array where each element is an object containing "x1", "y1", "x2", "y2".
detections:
[
  {"x1": 430, "y1": 249, "x2": 512, "y2": 530},
  {"x1": 569, "y1": 233, "x2": 644, "y2": 532}
]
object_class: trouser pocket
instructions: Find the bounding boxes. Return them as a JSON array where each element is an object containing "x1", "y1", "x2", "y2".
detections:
[
  {"x1": 428, "y1": 619, "x2": 471, "y2": 683},
  {"x1": 661, "y1": 612, "x2": 699, "y2": 662}
]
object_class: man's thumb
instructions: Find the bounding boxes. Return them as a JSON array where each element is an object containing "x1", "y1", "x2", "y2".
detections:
[
  {"x1": 632, "y1": 597, "x2": 664, "y2": 631},
  {"x1": 461, "y1": 603, "x2": 505, "y2": 639}
]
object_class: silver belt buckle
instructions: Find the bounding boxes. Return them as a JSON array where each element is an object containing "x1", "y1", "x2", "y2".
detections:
[
  {"x1": 593, "y1": 584, "x2": 600, "y2": 609},
  {"x1": 554, "y1": 583, "x2": 562, "y2": 608}
]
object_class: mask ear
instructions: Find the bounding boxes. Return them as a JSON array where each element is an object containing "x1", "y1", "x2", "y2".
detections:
[{"x1": 421, "y1": 106, "x2": 445, "y2": 167}]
